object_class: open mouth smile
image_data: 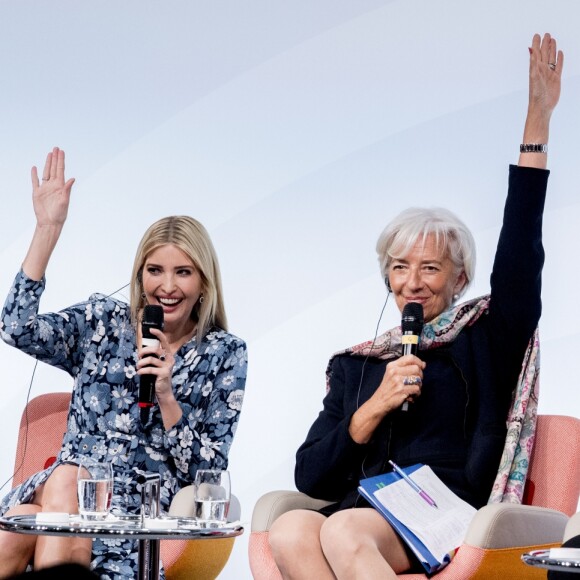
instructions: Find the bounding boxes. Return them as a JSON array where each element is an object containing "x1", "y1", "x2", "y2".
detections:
[{"x1": 157, "y1": 297, "x2": 182, "y2": 306}]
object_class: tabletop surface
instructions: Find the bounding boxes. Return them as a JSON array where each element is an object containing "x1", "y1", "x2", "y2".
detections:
[
  {"x1": 522, "y1": 549, "x2": 580, "y2": 573},
  {"x1": 0, "y1": 514, "x2": 244, "y2": 541}
]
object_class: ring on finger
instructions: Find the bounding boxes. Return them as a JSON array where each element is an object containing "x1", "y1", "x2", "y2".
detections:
[
  {"x1": 548, "y1": 62, "x2": 556, "y2": 70},
  {"x1": 159, "y1": 350, "x2": 166, "y2": 362},
  {"x1": 403, "y1": 376, "x2": 421, "y2": 386}
]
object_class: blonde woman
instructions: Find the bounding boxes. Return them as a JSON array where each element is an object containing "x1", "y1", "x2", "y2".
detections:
[{"x1": 0, "y1": 151, "x2": 247, "y2": 578}]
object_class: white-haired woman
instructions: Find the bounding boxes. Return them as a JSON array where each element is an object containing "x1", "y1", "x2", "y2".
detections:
[
  {"x1": 0, "y1": 154, "x2": 247, "y2": 578},
  {"x1": 269, "y1": 32, "x2": 562, "y2": 579}
]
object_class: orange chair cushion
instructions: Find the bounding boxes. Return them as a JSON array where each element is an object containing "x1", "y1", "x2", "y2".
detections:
[
  {"x1": 162, "y1": 538, "x2": 235, "y2": 580},
  {"x1": 397, "y1": 542, "x2": 560, "y2": 579}
]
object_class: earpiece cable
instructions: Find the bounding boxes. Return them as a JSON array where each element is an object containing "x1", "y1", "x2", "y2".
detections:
[
  {"x1": 356, "y1": 291, "x2": 390, "y2": 411},
  {"x1": 0, "y1": 281, "x2": 130, "y2": 493},
  {"x1": 357, "y1": 289, "x2": 390, "y2": 481}
]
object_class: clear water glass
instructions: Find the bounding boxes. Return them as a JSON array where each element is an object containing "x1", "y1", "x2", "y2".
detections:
[
  {"x1": 194, "y1": 469, "x2": 231, "y2": 527},
  {"x1": 77, "y1": 457, "x2": 113, "y2": 520}
]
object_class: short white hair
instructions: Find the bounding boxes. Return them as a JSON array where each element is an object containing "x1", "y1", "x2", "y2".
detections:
[{"x1": 376, "y1": 207, "x2": 476, "y2": 298}]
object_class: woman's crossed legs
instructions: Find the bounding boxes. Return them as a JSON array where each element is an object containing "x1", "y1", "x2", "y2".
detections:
[
  {"x1": 0, "y1": 465, "x2": 92, "y2": 578},
  {"x1": 269, "y1": 507, "x2": 412, "y2": 580}
]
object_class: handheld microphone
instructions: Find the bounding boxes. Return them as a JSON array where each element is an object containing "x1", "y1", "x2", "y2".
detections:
[
  {"x1": 401, "y1": 302, "x2": 424, "y2": 411},
  {"x1": 139, "y1": 304, "x2": 164, "y2": 423}
]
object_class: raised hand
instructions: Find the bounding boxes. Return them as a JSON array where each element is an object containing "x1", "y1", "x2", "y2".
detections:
[
  {"x1": 520, "y1": 33, "x2": 563, "y2": 169},
  {"x1": 30, "y1": 147, "x2": 75, "y2": 228},
  {"x1": 22, "y1": 148, "x2": 76, "y2": 280},
  {"x1": 528, "y1": 33, "x2": 564, "y2": 121}
]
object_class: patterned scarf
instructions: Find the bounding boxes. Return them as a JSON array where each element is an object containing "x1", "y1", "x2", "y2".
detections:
[{"x1": 327, "y1": 295, "x2": 540, "y2": 504}]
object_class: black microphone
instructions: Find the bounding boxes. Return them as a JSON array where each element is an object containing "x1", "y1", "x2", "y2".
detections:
[
  {"x1": 139, "y1": 304, "x2": 164, "y2": 423},
  {"x1": 401, "y1": 302, "x2": 424, "y2": 411}
]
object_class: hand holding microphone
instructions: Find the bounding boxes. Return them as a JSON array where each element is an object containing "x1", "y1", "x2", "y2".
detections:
[
  {"x1": 350, "y1": 302, "x2": 425, "y2": 442},
  {"x1": 400, "y1": 302, "x2": 424, "y2": 411},
  {"x1": 371, "y1": 332, "x2": 425, "y2": 418},
  {"x1": 138, "y1": 305, "x2": 164, "y2": 423}
]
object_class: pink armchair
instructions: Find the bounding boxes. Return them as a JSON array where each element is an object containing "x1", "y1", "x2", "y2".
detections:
[{"x1": 249, "y1": 414, "x2": 580, "y2": 579}]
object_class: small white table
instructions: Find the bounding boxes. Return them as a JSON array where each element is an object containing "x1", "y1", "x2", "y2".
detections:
[{"x1": 0, "y1": 514, "x2": 243, "y2": 580}]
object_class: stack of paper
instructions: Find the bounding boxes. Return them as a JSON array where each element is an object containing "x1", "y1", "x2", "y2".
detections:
[{"x1": 358, "y1": 464, "x2": 476, "y2": 574}]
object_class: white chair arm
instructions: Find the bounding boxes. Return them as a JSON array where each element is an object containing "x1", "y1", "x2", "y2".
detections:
[
  {"x1": 251, "y1": 490, "x2": 332, "y2": 532},
  {"x1": 563, "y1": 511, "x2": 580, "y2": 543},
  {"x1": 464, "y1": 503, "x2": 568, "y2": 549},
  {"x1": 168, "y1": 485, "x2": 241, "y2": 522}
]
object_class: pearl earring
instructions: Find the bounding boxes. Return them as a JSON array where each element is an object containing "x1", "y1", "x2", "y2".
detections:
[{"x1": 453, "y1": 294, "x2": 459, "y2": 301}]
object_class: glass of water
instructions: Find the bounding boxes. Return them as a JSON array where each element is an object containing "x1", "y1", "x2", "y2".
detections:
[
  {"x1": 77, "y1": 457, "x2": 113, "y2": 520},
  {"x1": 194, "y1": 469, "x2": 230, "y2": 527}
]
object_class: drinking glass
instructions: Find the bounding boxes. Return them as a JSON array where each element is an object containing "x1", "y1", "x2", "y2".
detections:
[
  {"x1": 194, "y1": 469, "x2": 231, "y2": 527},
  {"x1": 77, "y1": 457, "x2": 114, "y2": 520}
]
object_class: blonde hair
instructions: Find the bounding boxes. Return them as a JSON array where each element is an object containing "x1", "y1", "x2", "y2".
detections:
[
  {"x1": 376, "y1": 207, "x2": 476, "y2": 300},
  {"x1": 130, "y1": 216, "x2": 227, "y2": 343}
]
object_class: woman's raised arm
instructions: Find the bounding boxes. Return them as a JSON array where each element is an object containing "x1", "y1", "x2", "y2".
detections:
[
  {"x1": 519, "y1": 33, "x2": 564, "y2": 170},
  {"x1": 22, "y1": 147, "x2": 75, "y2": 280}
]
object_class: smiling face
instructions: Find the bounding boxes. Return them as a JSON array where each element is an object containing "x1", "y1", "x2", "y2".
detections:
[
  {"x1": 141, "y1": 244, "x2": 203, "y2": 336},
  {"x1": 388, "y1": 233, "x2": 466, "y2": 323}
]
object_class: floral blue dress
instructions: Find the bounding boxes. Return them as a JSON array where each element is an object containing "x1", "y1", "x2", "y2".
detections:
[{"x1": 0, "y1": 270, "x2": 247, "y2": 579}]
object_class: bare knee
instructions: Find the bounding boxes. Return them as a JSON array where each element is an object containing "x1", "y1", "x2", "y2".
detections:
[
  {"x1": 321, "y1": 509, "x2": 395, "y2": 561},
  {"x1": 35, "y1": 464, "x2": 79, "y2": 513},
  {"x1": 320, "y1": 509, "x2": 410, "y2": 576},
  {"x1": 269, "y1": 510, "x2": 326, "y2": 565},
  {"x1": 320, "y1": 510, "x2": 364, "y2": 558},
  {"x1": 269, "y1": 509, "x2": 336, "y2": 579},
  {"x1": 34, "y1": 536, "x2": 93, "y2": 571},
  {"x1": 0, "y1": 505, "x2": 41, "y2": 578}
]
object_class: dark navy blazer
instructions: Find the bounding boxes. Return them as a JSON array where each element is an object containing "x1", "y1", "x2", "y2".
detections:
[{"x1": 295, "y1": 165, "x2": 548, "y2": 512}]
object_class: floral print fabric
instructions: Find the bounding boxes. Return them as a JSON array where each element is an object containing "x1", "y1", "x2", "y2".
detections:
[{"x1": 0, "y1": 270, "x2": 247, "y2": 579}]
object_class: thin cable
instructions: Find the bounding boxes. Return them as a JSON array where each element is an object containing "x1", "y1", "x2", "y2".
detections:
[
  {"x1": 1, "y1": 280, "x2": 130, "y2": 494},
  {"x1": 356, "y1": 291, "x2": 390, "y2": 410},
  {"x1": 355, "y1": 290, "x2": 390, "y2": 484},
  {"x1": 105, "y1": 282, "x2": 130, "y2": 298},
  {"x1": 0, "y1": 359, "x2": 38, "y2": 494}
]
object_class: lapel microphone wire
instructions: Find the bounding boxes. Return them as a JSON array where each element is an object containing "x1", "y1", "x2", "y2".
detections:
[
  {"x1": 356, "y1": 291, "x2": 390, "y2": 410},
  {"x1": 355, "y1": 290, "x2": 390, "y2": 483},
  {"x1": 0, "y1": 282, "x2": 130, "y2": 494}
]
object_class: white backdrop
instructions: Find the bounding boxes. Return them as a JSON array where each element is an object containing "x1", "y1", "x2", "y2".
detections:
[{"x1": 0, "y1": 1, "x2": 579, "y2": 577}]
